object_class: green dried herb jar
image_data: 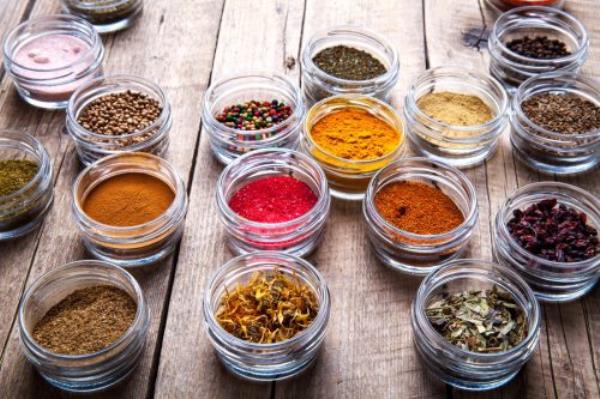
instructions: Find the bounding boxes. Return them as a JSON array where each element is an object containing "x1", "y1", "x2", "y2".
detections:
[{"x1": 61, "y1": 0, "x2": 143, "y2": 34}]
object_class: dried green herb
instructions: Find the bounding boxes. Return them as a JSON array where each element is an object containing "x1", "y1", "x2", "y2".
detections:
[
  {"x1": 426, "y1": 286, "x2": 528, "y2": 353},
  {"x1": 0, "y1": 160, "x2": 38, "y2": 197},
  {"x1": 312, "y1": 45, "x2": 387, "y2": 81}
]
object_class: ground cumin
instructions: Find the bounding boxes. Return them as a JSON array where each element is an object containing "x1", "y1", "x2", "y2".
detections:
[
  {"x1": 374, "y1": 181, "x2": 464, "y2": 234},
  {"x1": 83, "y1": 172, "x2": 175, "y2": 227},
  {"x1": 417, "y1": 92, "x2": 494, "y2": 126},
  {"x1": 309, "y1": 108, "x2": 400, "y2": 160},
  {"x1": 32, "y1": 285, "x2": 137, "y2": 355}
]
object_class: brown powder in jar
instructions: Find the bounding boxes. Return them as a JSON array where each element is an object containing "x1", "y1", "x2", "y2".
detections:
[{"x1": 31, "y1": 285, "x2": 137, "y2": 355}]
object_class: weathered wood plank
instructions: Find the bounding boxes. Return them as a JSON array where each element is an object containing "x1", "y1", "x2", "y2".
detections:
[
  {"x1": 153, "y1": 0, "x2": 305, "y2": 397},
  {"x1": 0, "y1": 0, "x2": 224, "y2": 397}
]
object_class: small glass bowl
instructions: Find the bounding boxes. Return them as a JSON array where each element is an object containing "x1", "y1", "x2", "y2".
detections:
[
  {"x1": 66, "y1": 75, "x2": 172, "y2": 166},
  {"x1": 302, "y1": 95, "x2": 405, "y2": 201},
  {"x1": 203, "y1": 252, "x2": 330, "y2": 381},
  {"x1": 216, "y1": 148, "x2": 330, "y2": 257},
  {"x1": 510, "y1": 72, "x2": 600, "y2": 175},
  {"x1": 404, "y1": 66, "x2": 509, "y2": 168},
  {"x1": 18, "y1": 260, "x2": 149, "y2": 393},
  {"x1": 72, "y1": 152, "x2": 188, "y2": 267},
  {"x1": 485, "y1": 0, "x2": 564, "y2": 14},
  {"x1": 301, "y1": 26, "x2": 400, "y2": 105},
  {"x1": 203, "y1": 73, "x2": 305, "y2": 165},
  {"x1": 3, "y1": 15, "x2": 104, "y2": 110},
  {"x1": 61, "y1": 0, "x2": 143, "y2": 34},
  {"x1": 363, "y1": 158, "x2": 478, "y2": 276},
  {"x1": 411, "y1": 259, "x2": 541, "y2": 391},
  {"x1": 488, "y1": 6, "x2": 589, "y2": 89},
  {"x1": 0, "y1": 130, "x2": 53, "y2": 241},
  {"x1": 493, "y1": 182, "x2": 600, "y2": 302}
]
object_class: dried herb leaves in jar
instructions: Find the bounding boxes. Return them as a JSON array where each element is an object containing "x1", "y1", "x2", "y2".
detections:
[
  {"x1": 64, "y1": 0, "x2": 140, "y2": 25},
  {"x1": 32, "y1": 285, "x2": 137, "y2": 355},
  {"x1": 505, "y1": 36, "x2": 571, "y2": 59},
  {"x1": 0, "y1": 160, "x2": 38, "y2": 196},
  {"x1": 507, "y1": 198, "x2": 599, "y2": 262},
  {"x1": 426, "y1": 286, "x2": 528, "y2": 353},
  {"x1": 216, "y1": 270, "x2": 319, "y2": 344},
  {"x1": 521, "y1": 92, "x2": 600, "y2": 134},
  {"x1": 312, "y1": 45, "x2": 387, "y2": 81}
]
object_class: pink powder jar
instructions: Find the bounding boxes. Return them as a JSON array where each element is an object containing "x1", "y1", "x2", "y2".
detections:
[{"x1": 3, "y1": 15, "x2": 104, "y2": 110}]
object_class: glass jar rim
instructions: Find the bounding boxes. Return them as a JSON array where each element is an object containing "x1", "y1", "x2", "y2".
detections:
[
  {"x1": 3, "y1": 14, "x2": 102, "y2": 74},
  {"x1": 18, "y1": 259, "x2": 147, "y2": 361},
  {"x1": 497, "y1": 181, "x2": 600, "y2": 267},
  {"x1": 203, "y1": 72, "x2": 304, "y2": 137},
  {"x1": 414, "y1": 259, "x2": 541, "y2": 359},
  {"x1": 406, "y1": 66, "x2": 509, "y2": 134},
  {"x1": 216, "y1": 148, "x2": 330, "y2": 229},
  {"x1": 204, "y1": 251, "x2": 330, "y2": 351},
  {"x1": 513, "y1": 72, "x2": 600, "y2": 140},
  {"x1": 365, "y1": 157, "x2": 478, "y2": 242},
  {"x1": 304, "y1": 94, "x2": 404, "y2": 165},
  {"x1": 301, "y1": 25, "x2": 400, "y2": 86},
  {"x1": 491, "y1": 6, "x2": 589, "y2": 64},
  {"x1": 72, "y1": 152, "x2": 187, "y2": 233},
  {"x1": 67, "y1": 74, "x2": 171, "y2": 141},
  {"x1": 0, "y1": 129, "x2": 51, "y2": 202}
]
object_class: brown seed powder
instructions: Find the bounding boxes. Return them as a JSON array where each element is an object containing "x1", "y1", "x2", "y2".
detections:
[{"x1": 32, "y1": 285, "x2": 137, "y2": 355}]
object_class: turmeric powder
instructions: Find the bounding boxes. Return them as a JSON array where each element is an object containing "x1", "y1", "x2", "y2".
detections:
[{"x1": 309, "y1": 108, "x2": 401, "y2": 160}]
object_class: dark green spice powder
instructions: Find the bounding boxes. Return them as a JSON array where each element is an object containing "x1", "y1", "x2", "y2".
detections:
[
  {"x1": 0, "y1": 160, "x2": 38, "y2": 196},
  {"x1": 312, "y1": 45, "x2": 387, "y2": 81}
]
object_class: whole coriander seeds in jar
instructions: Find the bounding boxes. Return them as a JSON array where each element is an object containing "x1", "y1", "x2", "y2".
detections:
[
  {"x1": 302, "y1": 95, "x2": 405, "y2": 201},
  {"x1": 203, "y1": 252, "x2": 330, "y2": 381},
  {"x1": 363, "y1": 158, "x2": 478, "y2": 275},
  {"x1": 301, "y1": 26, "x2": 400, "y2": 105},
  {"x1": 494, "y1": 182, "x2": 600, "y2": 302},
  {"x1": 66, "y1": 75, "x2": 172, "y2": 166},
  {"x1": 61, "y1": 0, "x2": 144, "y2": 34}
]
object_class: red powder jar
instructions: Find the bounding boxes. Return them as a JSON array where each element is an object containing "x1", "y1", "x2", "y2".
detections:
[
  {"x1": 216, "y1": 148, "x2": 330, "y2": 257},
  {"x1": 485, "y1": 0, "x2": 564, "y2": 13}
]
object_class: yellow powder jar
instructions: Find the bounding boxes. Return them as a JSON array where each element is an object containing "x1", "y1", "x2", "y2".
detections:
[{"x1": 302, "y1": 95, "x2": 405, "y2": 201}]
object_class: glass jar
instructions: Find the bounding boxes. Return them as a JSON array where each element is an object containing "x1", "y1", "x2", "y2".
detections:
[
  {"x1": 488, "y1": 6, "x2": 589, "y2": 89},
  {"x1": 216, "y1": 148, "x2": 330, "y2": 257},
  {"x1": 363, "y1": 158, "x2": 478, "y2": 276},
  {"x1": 404, "y1": 67, "x2": 509, "y2": 168},
  {"x1": 0, "y1": 130, "x2": 53, "y2": 241},
  {"x1": 66, "y1": 75, "x2": 172, "y2": 166},
  {"x1": 61, "y1": 0, "x2": 143, "y2": 34},
  {"x1": 72, "y1": 152, "x2": 188, "y2": 267},
  {"x1": 3, "y1": 15, "x2": 104, "y2": 110},
  {"x1": 510, "y1": 72, "x2": 600, "y2": 175},
  {"x1": 493, "y1": 182, "x2": 600, "y2": 302},
  {"x1": 203, "y1": 73, "x2": 305, "y2": 165},
  {"x1": 203, "y1": 252, "x2": 330, "y2": 381},
  {"x1": 411, "y1": 259, "x2": 541, "y2": 391},
  {"x1": 302, "y1": 95, "x2": 405, "y2": 201},
  {"x1": 301, "y1": 26, "x2": 400, "y2": 105},
  {"x1": 18, "y1": 260, "x2": 149, "y2": 393},
  {"x1": 485, "y1": 0, "x2": 564, "y2": 13}
]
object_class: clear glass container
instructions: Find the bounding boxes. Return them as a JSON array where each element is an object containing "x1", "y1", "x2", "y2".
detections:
[
  {"x1": 411, "y1": 259, "x2": 541, "y2": 391},
  {"x1": 0, "y1": 130, "x2": 53, "y2": 241},
  {"x1": 404, "y1": 67, "x2": 509, "y2": 168},
  {"x1": 485, "y1": 0, "x2": 564, "y2": 14},
  {"x1": 18, "y1": 260, "x2": 149, "y2": 393},
  {"x1": 66, "y1": 75, "x2": 172, "y2": 166},
  {"x1": 301, "y1": 26, "x2": 400, "y2": 105},
  {"x1": 510, "y1": 72, "x2": 600, "y2": 175},
  {"x1": 203, "y1": 252, "x2": 330, "y2": 381},
  {"x1": 493, "y1": 182, "x2": 600, "y2": 302},
  {"x1": 363, "y1": 158, "x2": 478, "y2": 276},
  {"x1": 488, "y1": 6, "x2": 589, "y2": 89},
  {"x1": 3, "y1": 15, "x2": 104, "y2": 110},
  {"x1": 302, "y1": 95, "x2": 405, "y2": 201},
  {"x1": 216, "y1": 148, "x2": 330, "y2": 257},
  {"x1": 72, "y1": 152, "x2": 188, "y2": 267},
  {"x1": 61, "y1": 0, "x2": 143, "y2": 34},
  {"x1": 203, "y1": 73, "x2": 305, "y2": 165}
]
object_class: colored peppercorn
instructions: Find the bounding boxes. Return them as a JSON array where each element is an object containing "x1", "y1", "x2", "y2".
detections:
[{"x1": 215, "y1": 100, "x2": 292, "y2": 130}]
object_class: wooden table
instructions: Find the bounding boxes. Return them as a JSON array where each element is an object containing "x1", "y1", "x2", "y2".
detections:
[{"x1": 0, "y1": 0, "x2": 598, "y2": 397}]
